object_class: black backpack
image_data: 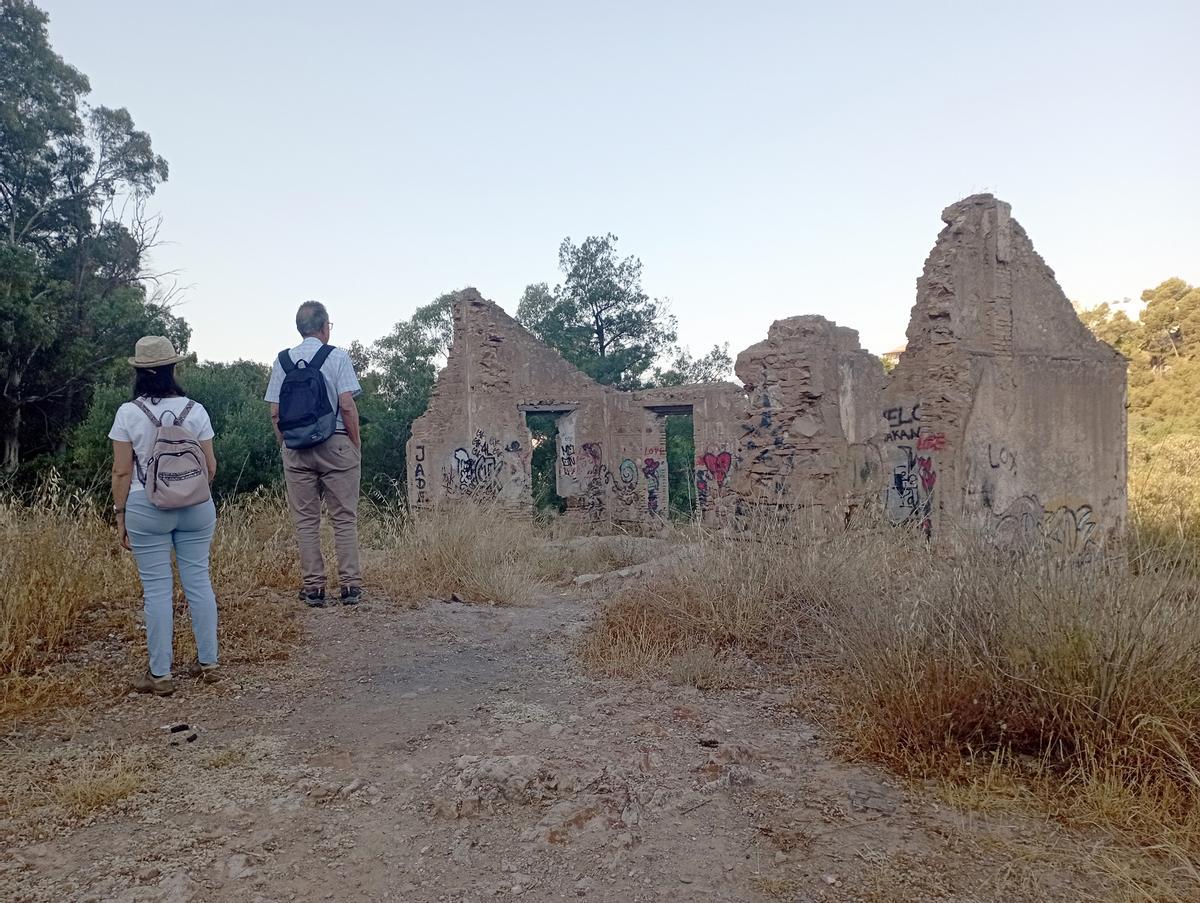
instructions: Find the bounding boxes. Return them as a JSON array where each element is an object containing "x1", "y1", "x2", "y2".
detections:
[{"x1": 277, "y1": 344, "x2": 337, "y2": 449}]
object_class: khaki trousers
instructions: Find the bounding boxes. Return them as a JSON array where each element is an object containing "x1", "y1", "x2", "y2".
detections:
[{"x1": 282, "y1": 435, "x2": 362, "y2": 592}]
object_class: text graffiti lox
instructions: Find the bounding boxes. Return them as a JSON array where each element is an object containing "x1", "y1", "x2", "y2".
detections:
[
  {"x1": 916, "y1": 433, "x2": 946, "y2": 452},
  {"x1": 987, "y1": 443, "x2": 1017, "y2": 475}
]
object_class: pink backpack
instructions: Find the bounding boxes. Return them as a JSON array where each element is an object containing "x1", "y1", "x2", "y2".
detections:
[{"x1": 133, "y1": 399, "x2": 212, "y2": 509}]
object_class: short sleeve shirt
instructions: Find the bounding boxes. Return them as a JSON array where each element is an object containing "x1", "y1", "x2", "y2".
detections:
[
  {"x1": 109, "y1": 397, "x2": 215, "y2": 493},
  {"x1": 263, "y1": 338, "x2": 362, "y2": 432}
]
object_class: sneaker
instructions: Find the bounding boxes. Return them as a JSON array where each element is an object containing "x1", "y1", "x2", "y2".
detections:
[
  {"x1": 298, "y1": 588, "x2": 326, "y2": 608},
  {"x1": 185, "y1": 661, "x2": 221, "y2": 684},
  {"x1": 339, "y1": 586, "x2": 363, "y2": 606},
  {"x1": 132, "y1": 671, "x2": 175, "y2": 697}
]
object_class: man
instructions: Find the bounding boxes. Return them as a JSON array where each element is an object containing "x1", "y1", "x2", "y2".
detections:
[{"x1": 265, "y1": 301, "x2": 364, "y2": 606}]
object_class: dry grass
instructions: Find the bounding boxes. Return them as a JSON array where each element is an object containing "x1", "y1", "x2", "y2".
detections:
[
  {"x1": 2, "y1": 742, "x2": 155, "y2": 821},
  {"x1": 366, "y1": 499, "x2": 550, "y2": 605},
  {"x1": 581, "y1": 516, "x2": 872, "y2": 675},
  {"x1": 0, "y1": 479, "x2": 302, "y2": 721},
  {"x1": 50, "y1": 744, "x2": 154, "y2": 816},
  {"x1": 584, "y1": 510, "x2": 1200, "y2": 891},
  {"x1": 0, "y1": 491, "x2": 583, "y2": 723}
]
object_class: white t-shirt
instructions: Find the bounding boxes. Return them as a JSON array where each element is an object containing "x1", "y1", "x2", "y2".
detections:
[
  {"x1": 263, "y1": 338, "x2": 362, "y2": 432},
  {"x1": 108, "y1": 396, "x2": 215, "y2": 493}
]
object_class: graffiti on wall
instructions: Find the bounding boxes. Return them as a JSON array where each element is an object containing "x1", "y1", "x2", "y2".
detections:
[
  {"x1": 881, "y1": 400, "x2": 940, "y2": 535},
  {"x1": 885, "y1": 444, "x2": 937, "y2": 535},
  {"x1": 987, "y1": 443, "x2": 1017, "y2": 475},
  {"x1": 443, "y1": 431, "x2": 522, "y2": 498},
  {"x1": 883, "y1": 404, "x2": 922, "y2": 442},
  {"x1": 642, "y1": 457, "x2": 662, "y2": 516},
  {"x1": 413, "y1": 444, "x2": 429, "y2": 504},
  {"x1": 695, "y1": 449, "x2": 732, "y2": 511},
  {"x1": 560, "y1": 442, "x2": 577, "y2": 478},
  {"x1": 612, "y1": 458, "x2": 640, "y2": 508},
  {"x1": 992, "y1": 495, "x2": 1098, "y2": 556},
  {"x1": 581, "y1": 442, "x2": 607, "y2": 519}
]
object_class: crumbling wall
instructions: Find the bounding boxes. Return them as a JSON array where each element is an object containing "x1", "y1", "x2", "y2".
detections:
[
  {"x1": 408, "y1": 289, "x2": 606, "y2": 514},
  {"x1": 731, "y1": 315, "x2": 885, "y2": 522},
  {"x1": 882, "y1": 194, "x2": 1127, "y2": 550},
  {"x1": 409, "y1": 195, "x2": 1127, "y2": 548},
  {"x1": 406, "y1": 290, "x2": 745, "y2": 525}
]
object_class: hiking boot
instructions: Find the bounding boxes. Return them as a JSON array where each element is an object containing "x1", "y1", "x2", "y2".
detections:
[
  {"x1": 132, "y1": 671, "x2": 175, "y2": 697},
  {"x1": 185, "y1": 661, "x2": 221, "y2": 684},
  {"x1": 298, "y1": 588, "x2": 326, "y2": 608},
  {"x1": 339, "y1": 586, "x2": 363, "y2": 606}
]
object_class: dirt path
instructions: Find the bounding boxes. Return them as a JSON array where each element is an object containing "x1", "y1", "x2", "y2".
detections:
[{"x1": 3, "y1": 590, "x2": 1121, "y2": 902}]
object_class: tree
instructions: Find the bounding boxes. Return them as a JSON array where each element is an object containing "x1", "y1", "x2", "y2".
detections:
[
  {"x1": 0, "y1": 0, "x2": 179, "y2": 474},
  {"x1": 68, "y1": 359, "x2": 279, "y2": 499},
  {"x1": 517, "y1": 234, "x2": 677, "y2": 389},
  {"x1": 360, "y1": 293, "x2": 456, "y2": 492},
  {"x1": 1082, "y1": 277, "x2": 1200, "y2": 438},
  {"x1": 650, "y1": 343, "x2": 732, "y2": 387}
]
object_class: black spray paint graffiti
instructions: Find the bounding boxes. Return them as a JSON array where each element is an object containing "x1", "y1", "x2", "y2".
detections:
[
  {"x1": 642, "y1": 458, "x2": 662, "y2": 516},
  {"x1": 885, "y1": 444, "x2": 937, "y2": 535},
  {"x1": 882, "y1": 404, "x2": 923, "y2": 443},
  {"x1": 987, "y1": 443, "x2": 1017, "y2": 475},
  {"x1": 992, "y1": 495, "x2": 1097, "y2": 556},
  {"x1": 443, "y1": 431, "x2": 522, "y2": 498},
  {"x1": 581, "y1": 442, "x2": 607, "y2": 520},
  {"x1": 413, "y1": 444, "x2": 428, "y2": 504},
  {"x1": 611, "y1": 458, "x2": 639, "y2": 508},
  {"x1": 560, "y1": 442, "x2": 577, "y2": 477}
]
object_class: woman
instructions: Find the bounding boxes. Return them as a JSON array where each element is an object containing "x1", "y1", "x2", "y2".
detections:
[{"x1": 109, "y1": 336, "x2": 220, "y2": 696}]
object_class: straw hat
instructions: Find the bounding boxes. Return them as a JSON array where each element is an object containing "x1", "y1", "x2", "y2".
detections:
[{"x1": 128, "y1": 336, "x2": 186, "y2": 369}]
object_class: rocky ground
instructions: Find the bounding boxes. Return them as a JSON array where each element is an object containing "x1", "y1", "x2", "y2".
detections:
[{"x1": 1, "y1": 583, "x2": 1132, "y2": 902}]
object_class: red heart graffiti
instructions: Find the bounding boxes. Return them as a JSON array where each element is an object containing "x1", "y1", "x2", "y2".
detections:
[{"x1": 702, "y1": 451, "x2": 732, "y2": 486}]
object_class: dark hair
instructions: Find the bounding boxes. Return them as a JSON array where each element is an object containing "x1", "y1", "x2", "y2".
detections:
[
  {"x1": 133, "y1": 364, "x2": 186, "y2": 403},
  {"x1": 296, "y1": 300, "x2": 329, "y2": 337}
]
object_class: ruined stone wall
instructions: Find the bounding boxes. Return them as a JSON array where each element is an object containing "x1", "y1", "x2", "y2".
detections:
[
  {"x1": 731, "y1": 316, "x2": 885, "y2": 522},
  {"x1": 406, "y1": 290, "x2": 745, "y2": 525},
  {"x1": 882, "y1": 194, "x2": 1127, "y2": 551},
  {"x1": 409, "y1": 195, "x2": 1126, "y2": 548},
  {"x1": 407, "y1": 289, "x2": 608, "y2": 514}
]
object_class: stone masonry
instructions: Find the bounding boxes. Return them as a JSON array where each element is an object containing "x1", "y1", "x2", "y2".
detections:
[
  {"x1": 406, "y1": 290, "x2": 745, "y2": 526},
  {"x1": 408, "y1": 195, "x2": 1127, "y2": 550},
  {"x1": 881, "y1": 194, "x2": 1127, "y2": 551},
  {"x1": 732, "y1": 316, "x2": 884, "y2": 523}
]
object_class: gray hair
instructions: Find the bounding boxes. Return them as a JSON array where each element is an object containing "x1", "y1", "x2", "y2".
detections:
[{"x1": 296, "y1": 300, "x2": 329, "y2": 337}]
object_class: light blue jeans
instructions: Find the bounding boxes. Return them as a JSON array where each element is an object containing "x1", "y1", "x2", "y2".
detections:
[{"x1": 126, "y1": 493, "x2": 219, "y2": 677}]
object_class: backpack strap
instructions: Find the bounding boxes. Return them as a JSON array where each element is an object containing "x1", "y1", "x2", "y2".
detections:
[
  {"x1": 278, "y1": 349, "x2": 297, "y2": 374},
  {"x1": 308, "y1": 344, "x2": 336, "y2": 372},
  {"x1": 164, "y1": 399, "x2": 196, "y2": 427},
  {"x1": 132, "y1": 398, "x2": 161, "y2": 428}
]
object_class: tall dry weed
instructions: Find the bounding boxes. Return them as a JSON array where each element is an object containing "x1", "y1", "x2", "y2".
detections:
[
  {"x1": 582, "y1": 509, "x2": 890, "y2": 674},
  {"x1": 367, "y1": 499, "x2": 547, "y2": 604},
  {"x1": 0, "y1": 475, "x2": 139, "y2": 679},
  {"x1": 586, "y1": 508, "x2": 1200, "y2": 863},
  {"x1": 0, "y1": 479, "x2": 303, "y2": 719}
]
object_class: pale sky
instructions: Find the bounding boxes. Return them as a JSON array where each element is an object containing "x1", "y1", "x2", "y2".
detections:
[{"x1": 38, "y1": 0, "x2": 1200, "y2": 365}]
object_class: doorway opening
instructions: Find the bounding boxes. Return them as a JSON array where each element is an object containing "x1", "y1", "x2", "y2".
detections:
[
  {"x1": 525, "y1": 412, "x2": 567, "y2": 514},
  {"x1": 664, "y1": 412, "x2": 696, "y2": 520}
]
